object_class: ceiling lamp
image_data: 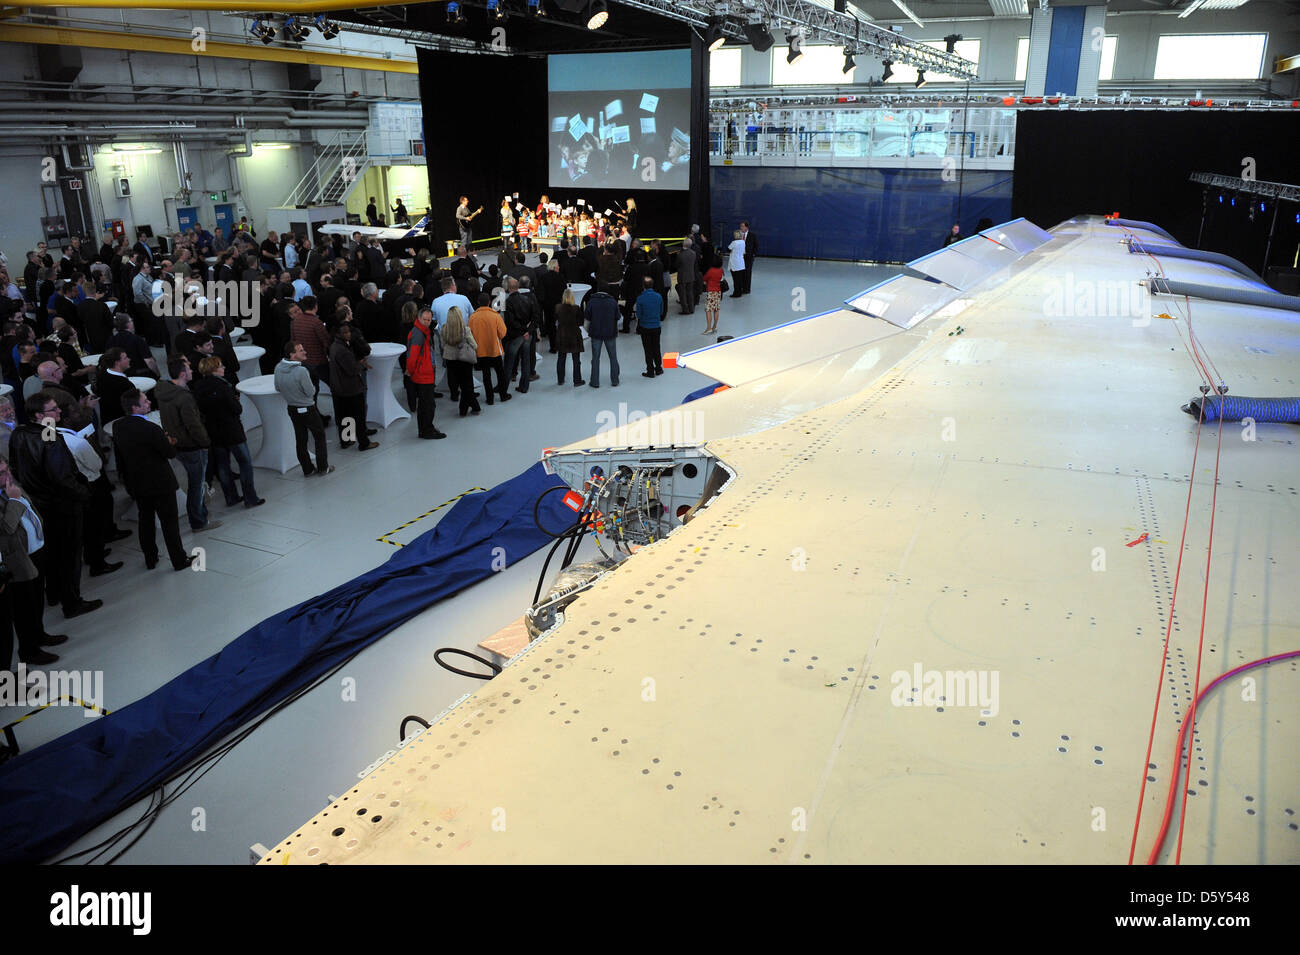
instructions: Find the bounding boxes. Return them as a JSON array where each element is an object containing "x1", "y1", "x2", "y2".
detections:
[
  {"x1": 587, "y1": 0, "x2": 608, "y2": 29},
  {"x1": 705, "y1": 17, "x2": 727, "y2": 52},
  {"x1": 842, "y1": 49, "x2": 856, "y2": 74}
]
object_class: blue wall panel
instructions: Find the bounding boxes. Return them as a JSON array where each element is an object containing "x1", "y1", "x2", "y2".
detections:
[
  {"x1": 710, "y1": 166, "x2": 1013, "y2": 263},
  {"x1": 1044, "y1": 6, "x2": 1085, "y2": 97}
]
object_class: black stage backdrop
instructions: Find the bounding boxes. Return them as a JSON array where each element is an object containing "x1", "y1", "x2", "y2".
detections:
[
  {"x1": 416, "y1": 45, "x2": 706, "y2": 245},
  {"x1": 1013, "y1": 111, "x2": 1300, "y2": 275}
]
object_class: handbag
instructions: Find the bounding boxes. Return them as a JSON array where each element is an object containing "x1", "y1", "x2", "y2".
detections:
[{"x1": 719, "y1": 277, "x2": 730, "y2": 293}]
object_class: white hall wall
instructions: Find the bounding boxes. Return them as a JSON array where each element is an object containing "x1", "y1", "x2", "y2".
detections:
[{"x1": 0, "y1": 10, "x2": 422, "y2": 257}]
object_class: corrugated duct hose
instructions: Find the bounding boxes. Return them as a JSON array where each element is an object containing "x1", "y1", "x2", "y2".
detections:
[
  {"x1": 1139, "y1": 277, "x2": 1300, "y2": 423},
  {"x1": 1124, "y1": 239, "x2": 1268, "y2": 288},
  {"x1": 1183, "y1": 393, "x2": 1300, "y2": 423},
  {"x1": 1144, "y1": 276, "x2": 1300, "y2": 312},
  {"x1": 1105, "y1": 218, "x2": 1178, "y2": 242}
]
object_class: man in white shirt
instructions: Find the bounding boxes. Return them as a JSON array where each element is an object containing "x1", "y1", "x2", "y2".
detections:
[
  {"x1": 727, "y1": 234, "x2": 746, "y2": 298},
  {"x1": 283, "y1": 238, "x2": 300, "y2": 270}
]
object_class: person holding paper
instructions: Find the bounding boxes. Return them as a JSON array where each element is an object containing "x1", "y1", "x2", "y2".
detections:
[{"x1": 499, "y1": 199, "x2": 515, "y2": 240}]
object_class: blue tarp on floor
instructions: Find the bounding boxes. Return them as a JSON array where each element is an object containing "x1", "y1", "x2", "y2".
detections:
[{"x1": 0, "y1": 461, "x2": 571, "y2": 864}]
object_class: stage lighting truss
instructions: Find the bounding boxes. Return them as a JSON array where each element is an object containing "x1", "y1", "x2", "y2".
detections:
[
  {"x1": 1189, "y1": 172, "x2": 1300, "y2": 205},
  {"x1": 616, "y1": 0, "x2": 976, "y2": 79}
]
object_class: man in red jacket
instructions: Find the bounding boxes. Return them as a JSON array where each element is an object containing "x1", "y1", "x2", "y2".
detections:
[{"x1": 406, "y1": 308, "x2": 445, "y2": 440}]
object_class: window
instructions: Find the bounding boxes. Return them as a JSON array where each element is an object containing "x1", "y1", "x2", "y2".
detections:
[
  {"x1": 1016, "y1": 35, "x2": 1116, "y2": 81},
  {"x1": 885, "y1": 39, "x2": 980, "y2": 84},
  {"x1": 710, "y1": 47, "x2": 742, "y2": 87},
  {"x1": 772, "y1": 44, "x2": 853, "y2": 85},
  {"x1": 1099, "y1": 35, "x2": 1117, "y2": 80},
  {"x1": 1154, "y1": 33, "x2": 1266, "y2": 79}
]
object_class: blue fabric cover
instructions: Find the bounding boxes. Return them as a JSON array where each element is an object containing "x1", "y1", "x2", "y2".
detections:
[
  {"x1": 683, "y1": 382, "x2": 721, "y2": 404},
  {"x1": 0, "y1": 461, "x2": 571, "y2": 864}
]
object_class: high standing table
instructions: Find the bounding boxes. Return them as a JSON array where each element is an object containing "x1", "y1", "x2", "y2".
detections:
[
  {"x1": 234, "y1": 345, "x2": 267, "y2": 430},
  {"x1": 365, "y1": 342, "x2": 409, "y2": 428},
  {"x1": 237, "y1": 375, "x2": 298, "y2": 474}
]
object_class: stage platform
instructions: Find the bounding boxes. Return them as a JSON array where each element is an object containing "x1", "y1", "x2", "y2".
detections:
[{"x1": 264, "y1": 216, "x2": 1299, "y2": 864}]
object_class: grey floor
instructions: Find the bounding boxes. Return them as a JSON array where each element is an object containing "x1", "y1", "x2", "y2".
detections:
[{"x1": 28, "y1": 257, "x2": 899, "y2": 864}]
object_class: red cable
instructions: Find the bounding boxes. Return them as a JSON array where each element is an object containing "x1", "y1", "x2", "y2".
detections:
[
  {"x1": 1144, "y1": 650, "x2": 1300, "y2": 865},
  {"x1": 1127, "y1": 389, "x2": 1205, "y2": 864},
  {"x1": 1173, "y1": 404, "x2": 1226, "y2": 863}
]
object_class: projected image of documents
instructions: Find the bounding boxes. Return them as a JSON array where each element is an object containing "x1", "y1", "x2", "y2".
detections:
[{"x1": 548, "y1": 49, "x2": 692, "y2": 191}]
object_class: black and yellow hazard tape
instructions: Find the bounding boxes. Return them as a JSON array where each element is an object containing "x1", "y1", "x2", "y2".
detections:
[
  {"x1": 376, "y1": 487, "x2": 489, "y2": 547},
  {"x1": 2, "y1": 695, "x2": 112, "y2": 761}
]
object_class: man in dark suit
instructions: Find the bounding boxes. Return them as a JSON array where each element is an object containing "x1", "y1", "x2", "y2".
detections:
[
  {"x1": 739, "y1": 221, "x2": 756, "y2": 295},
  {"x1": 95, "y1": 347, "x2": 135, "y2": 426},
  {"x1": 112, "y1": 387, "x2": 194, "y2": 571},
  {"x1": 8, "y1": 391, "x2": 101, "y2": 619},
  {"x1": 132, "y1": 232, "x2": 154, "y2": 267},
  {"x1": 76, "y1": 284, "x2": 114, "y2": 353},
  {"x1": 577, "y1": 236, "x2": 600, "y2": 286},
  {"x1": 676, "y1": 237, "x2": 698, "y2": 315}
]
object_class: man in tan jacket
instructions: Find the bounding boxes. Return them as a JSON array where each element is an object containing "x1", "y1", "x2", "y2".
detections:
[{"x1": 467, "y1": 293, "x2": 510, "y2": 406}]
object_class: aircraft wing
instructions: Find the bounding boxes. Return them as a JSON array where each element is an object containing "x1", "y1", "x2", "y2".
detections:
[{"x1": 263, "y1": 216, "x2": 1299, "y2": 865}]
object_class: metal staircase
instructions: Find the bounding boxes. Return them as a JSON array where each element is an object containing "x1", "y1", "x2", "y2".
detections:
[{"x1": 283, "y1": 130, "x2": 371, "y2": 208}]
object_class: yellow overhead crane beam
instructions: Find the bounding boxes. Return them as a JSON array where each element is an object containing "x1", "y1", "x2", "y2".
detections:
[{"x1": 0, "y1": 22, "x2": 420, "y2": 74}]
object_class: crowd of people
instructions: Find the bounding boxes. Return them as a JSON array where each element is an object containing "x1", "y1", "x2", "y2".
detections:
[{"x1": 0, "y1": 211, "x2": 758, "y2": 673}]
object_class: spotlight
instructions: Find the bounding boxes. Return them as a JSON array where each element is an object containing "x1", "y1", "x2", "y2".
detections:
[
  {"x1": 842, "y1": 50, "x2": 856, "y2": 75},
  {"x1": 283, "y1": 16, "x2": 311, "y2": 42},
  {"x1": 743, "y1": 21, "x2": 774, "y2": 52},
  {"x1": 587, "y1": 0, "x2": 607, "y2": 29},
  {"x1": 915, "y1": 69, "x2": 927, "y2": 88},
  {"x1": 944, "y1": 33, "x2": 962, "y2": 54},
  {"x1": 447, "y1": 1, "x2": 465, "y2": 23},
  {"x1": 528, "y1": 0, "x2": 546, "y2": 16},
  {"x1": 705, "y1": 17, "x2": 727, "y2": 52},
  {"x1": 249, "y1": 18, "x2": 276, "y2": 44},
  {"x1": 314, "y1": 15, "x2": 340, "y2": 39},
  {"x1": 881, "y1": 60, "x2": 894, "y2": 82},
  {"x1": 786, "y1": 37, "x2": 803, "y2": 66},
  {"x1": 487, "y1": 0, "x2": 504, "y2": 18}
]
